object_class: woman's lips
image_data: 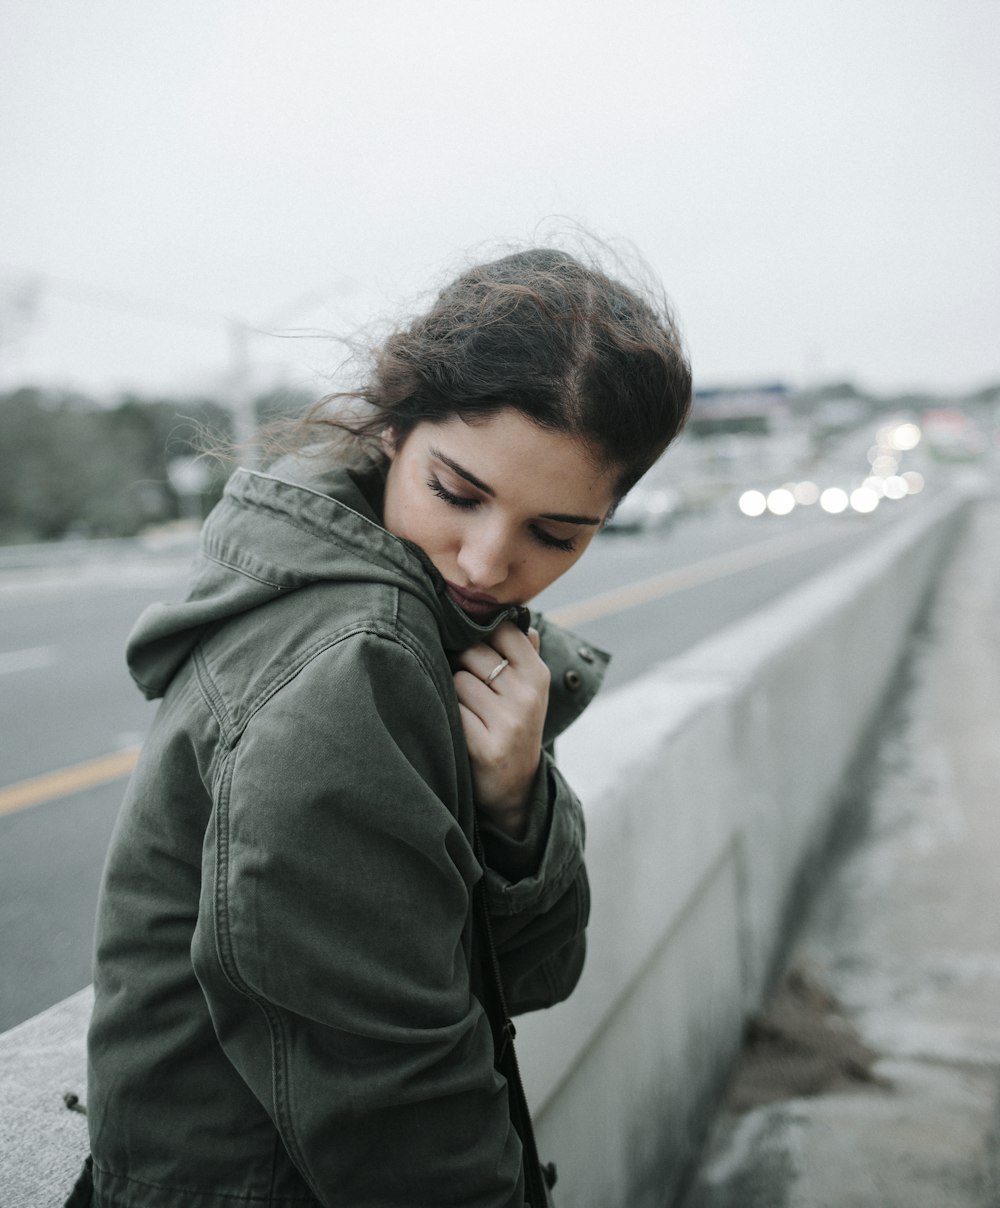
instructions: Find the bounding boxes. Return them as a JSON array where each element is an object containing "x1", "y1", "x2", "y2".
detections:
[{"x1": 445, "y1": 581, "x2": 503, "y2": 621}]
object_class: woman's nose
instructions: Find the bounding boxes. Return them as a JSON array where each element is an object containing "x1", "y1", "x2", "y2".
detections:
[{"x1": 456, "y1": 523, "x2": 512, "y2": 590}]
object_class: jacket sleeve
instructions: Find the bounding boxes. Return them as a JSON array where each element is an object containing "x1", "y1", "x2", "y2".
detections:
[
  {"x1": 476, "y1": 613, "x2": 599, "y2": 1017},
  {"x1": 478, "y1": 745, "x2": 590, "y2": 1016},
  {"x1": 190, "y1": 630, "x2": 526, "y2": 1208}
]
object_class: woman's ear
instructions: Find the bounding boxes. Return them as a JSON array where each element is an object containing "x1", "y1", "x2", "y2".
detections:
[{"x1": 381, "y1": 427, "x2": 398, "y2": 461}]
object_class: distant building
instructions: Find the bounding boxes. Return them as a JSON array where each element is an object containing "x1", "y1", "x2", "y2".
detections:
[{"x1": 687, "y1": 383, "x2": 790, "y2": 437}]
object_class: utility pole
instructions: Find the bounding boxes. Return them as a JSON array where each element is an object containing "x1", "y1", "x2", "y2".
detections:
[
  {"x1": 224, "y1": 279, "x2": 359, "y2": 466},
  {"x1": 0, "y1": 274, "x2": 42, "y2": 364},
  {"x1": 227, "y1": 320, "x2": 257, "y2": 465}
]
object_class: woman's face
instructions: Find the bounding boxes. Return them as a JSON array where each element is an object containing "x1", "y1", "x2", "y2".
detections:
[{"x1": 382, "y1": 409, "x2": 619, "y2": 620}]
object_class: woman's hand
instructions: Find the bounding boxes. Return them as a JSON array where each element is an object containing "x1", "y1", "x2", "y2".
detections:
[{"x1": 453, "y1": 622, "x2": 550, "y2": 839}]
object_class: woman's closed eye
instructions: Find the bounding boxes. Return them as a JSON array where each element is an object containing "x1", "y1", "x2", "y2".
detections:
[
  {"x1": 427, "y1": 476, "x2": 478, "y2": 510},
  {"x1": 529, "y1": 526, "x2": 576, "y2": 553},
  {"x1": 426, "y1": 475, "x2": 578, "y2": 553}
]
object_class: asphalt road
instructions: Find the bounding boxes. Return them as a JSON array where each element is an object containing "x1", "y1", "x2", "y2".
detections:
[{"x1": 0, "y1": 497, "x2": 921, "y2": 1030}]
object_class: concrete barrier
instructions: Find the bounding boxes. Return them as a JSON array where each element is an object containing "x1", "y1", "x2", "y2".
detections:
[
  {"x1": 0, "y1": 491, "x2": 969, "y2": 1208},
  {"x1": 0, "y1": 987, "x2": 91, "y2": 1208},
  {"x1": 518, "y1": 489, "x2": 969, "y2": 1208}
]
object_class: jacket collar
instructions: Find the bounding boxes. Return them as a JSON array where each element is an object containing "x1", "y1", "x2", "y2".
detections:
[
  {"x1": 239, "y1": 456, "x2": 529, "y2": 653},
  {"x1": 128, "y1": 452, "x2": 608, "y2": 733},
  {"x1": 248, "y1": 457, "x2": 608, "y2": 738}
]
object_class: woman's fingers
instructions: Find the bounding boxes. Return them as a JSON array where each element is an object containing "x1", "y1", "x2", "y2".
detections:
[
  {"x1": 452, "y1": 668, "x2": 501, "y2": 725},
  {"x1": 452, "y1": 623, "x2": 549, "y2": 818},
  {"x1": 455, "y1": 622, "x2": 547, "y2": 692}
]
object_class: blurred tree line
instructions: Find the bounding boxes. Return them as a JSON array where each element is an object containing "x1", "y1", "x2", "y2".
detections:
[{"x1": 0, "y1": 386, "x2": 311, "y2": 545}]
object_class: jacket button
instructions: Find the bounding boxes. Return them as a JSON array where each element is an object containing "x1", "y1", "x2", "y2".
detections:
[
  {"x1": 577, "y1": 646, "x2": 594, "y2": 663},
  {"x1": 564, "y1": 668, "x2": 582, "y2": 692}
]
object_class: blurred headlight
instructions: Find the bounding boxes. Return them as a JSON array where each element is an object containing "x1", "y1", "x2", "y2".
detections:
[
  {"x1": 871, "y1": 454, "x2": 898, "y2": 477},
  {"x1": 820, "y1": 487, "x2": 849, "y2": 514},
  {"x1": 766, "y1": 488, "x2": 795, "y2": 516},
  {"x1": 739, "y1": 490, "x2": 767, "y2": 517},
  {"x1": 850, "y1": 486, "x2": 880, "y2": 514},
  {"x1": 891, "y1": 423, "x2": 921, "y2": 451}
]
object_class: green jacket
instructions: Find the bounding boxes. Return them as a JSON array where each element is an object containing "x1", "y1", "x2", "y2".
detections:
[{"x1": 85, "y1": 457, "x2": 608, "y2": 1208}]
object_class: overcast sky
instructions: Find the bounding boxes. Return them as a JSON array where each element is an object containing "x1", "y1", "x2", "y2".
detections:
[{"x1": 2, "y1": 0, "x2": 998, "y2": 399}]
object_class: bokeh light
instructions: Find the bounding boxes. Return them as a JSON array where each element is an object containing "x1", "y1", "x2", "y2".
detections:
[
  {"x1": 882, "y1": 475, "x2": 909, "y2": 500},
  {"x1": 793, "y1": 480, "x2": 820, "y2": 505},
  {"x1": 902, "y1": 470, "x2": 925, "y2": 494},
  {"x1": 820, "y1": 487, "x2": 849, "y2": 514},
  {"x1": 890, "y1": 423, "x2": 922, "y2": 451},
  {"x1": 870, "y1": 454, "x2": 898, "y2": 477},
  {"x1": 739, "y1": 490, "x2": 767, "y2": 517},
  {"x1": 850, "y1": 486, "x2": 880, "y2": 514},
  {"x1": 766, "y1": 488, "x2": 795, "y2": 516}
]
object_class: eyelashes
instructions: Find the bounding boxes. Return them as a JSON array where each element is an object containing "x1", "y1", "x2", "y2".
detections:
[
  {"x1": 425, "y1": 476, "x2": 577, "y2": 553},
  {"x1": 532, "y1": 527, "x2": 576, "y2": 553},
  {"x1": 427, "y1": 477, "x2": 478, "y2": 510}
]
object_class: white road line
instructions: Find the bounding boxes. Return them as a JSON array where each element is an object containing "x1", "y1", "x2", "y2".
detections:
[{"x1": 0, "y1": 646, "x2": 58, "y2": 676}]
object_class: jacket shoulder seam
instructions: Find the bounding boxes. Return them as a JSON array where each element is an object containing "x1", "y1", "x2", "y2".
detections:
[
  {"x1": 211, "y1": 753, "x2": 313, "y2": 1179},
  {"x1": 202, "y1": 548, "x2": 294, "y2": 590},
  {"x1": 238, "y1": 617, "x2": 446, "y2": 739},
  {"x1": 193, "y1": 644, "x2": 236, "y2": 746}
]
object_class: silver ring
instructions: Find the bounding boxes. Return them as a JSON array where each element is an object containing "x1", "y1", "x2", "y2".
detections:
[{"x1": 484, "y1": 658, "x2": 509, "y2": 686}]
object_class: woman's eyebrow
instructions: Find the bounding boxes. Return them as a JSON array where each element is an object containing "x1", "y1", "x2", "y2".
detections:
[
  {"x1": 430, "y1": 447, "x2": 495, "y2": 495},
  {"x1": 429, "y1": 446, "x2": 603, "y2": 526},
  {"x1": 539, "y1": 510, "x2": 603, "y2": 526}
]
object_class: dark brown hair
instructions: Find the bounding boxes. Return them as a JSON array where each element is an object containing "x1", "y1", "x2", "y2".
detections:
[{"x1": 295, "y1": 246, "x2": 691, "y2": 500}]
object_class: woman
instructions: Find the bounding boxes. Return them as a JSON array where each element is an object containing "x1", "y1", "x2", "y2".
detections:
[{"x1": 72, "y1": 247, "x2": 692, "y2": 1207}]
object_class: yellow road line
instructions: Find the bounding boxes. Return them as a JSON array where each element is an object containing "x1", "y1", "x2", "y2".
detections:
[
  {"x1": 548, "y1": 523, "x2": 848, "y2": 628},
  {"x1": 0, "y1": 522, "x2": 848, "y2": 817},
  {"x1": 0, "y1": 747, "x2": 140, "y2": 817}
]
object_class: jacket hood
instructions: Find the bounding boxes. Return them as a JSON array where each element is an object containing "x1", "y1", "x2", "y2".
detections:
[{"x1": 127, "y1": 456, "x2": 608, "y2": 727}]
